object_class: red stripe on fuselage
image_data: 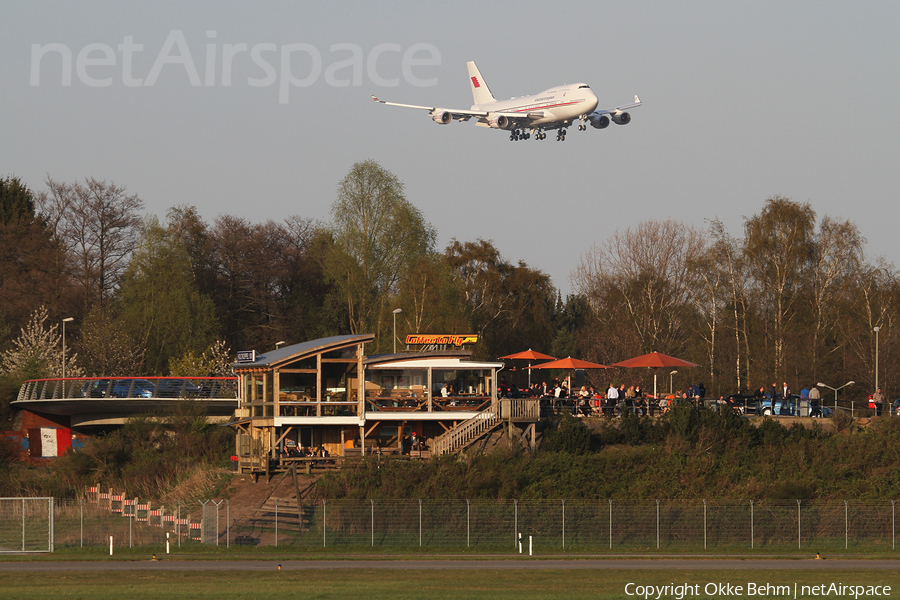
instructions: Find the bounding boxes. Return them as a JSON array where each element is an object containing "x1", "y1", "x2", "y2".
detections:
[{"x1": 509, "y1": 100, "x2": 583, "y2": 113}]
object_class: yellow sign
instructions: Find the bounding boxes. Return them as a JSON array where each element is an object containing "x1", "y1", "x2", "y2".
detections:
[{"x1": 405, "y1": 334, "x2": 479, "y2": 346}]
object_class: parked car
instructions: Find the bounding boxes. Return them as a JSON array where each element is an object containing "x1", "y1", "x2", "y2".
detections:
[
  {"x1": 760, "y1": 395, "x2": 832, "y2": 417},
  {"x1": 154, "y1": 378, "x2": 203, "y2": 398},
  {"x1": 110, "y1": 379, "x2": 156, "y2": 398},
  {"x1": 722, "y1": 393, "x2": 762, "y2": 415},
  {"x1": 81, "y1": 379, "x2": 112, "y2": 398}
]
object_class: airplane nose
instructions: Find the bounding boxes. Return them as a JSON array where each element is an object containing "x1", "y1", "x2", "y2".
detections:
[{"x1": 587, "y1": 90, "x2": 598, "y2": 112}]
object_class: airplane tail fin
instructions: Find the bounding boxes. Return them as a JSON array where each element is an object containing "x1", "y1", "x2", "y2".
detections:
[{"x1": 467, "y1": 61, "x2": 496, "y2": 106}]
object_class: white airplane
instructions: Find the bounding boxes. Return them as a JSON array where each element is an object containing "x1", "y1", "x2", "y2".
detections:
[{"x1": 372, "y1": 61, "x2": 641, "y2": 142}]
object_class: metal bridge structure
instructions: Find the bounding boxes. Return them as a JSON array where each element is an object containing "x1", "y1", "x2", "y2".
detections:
[{"x1": 13, "y1": 377, "x2": 239, "y2": 430}]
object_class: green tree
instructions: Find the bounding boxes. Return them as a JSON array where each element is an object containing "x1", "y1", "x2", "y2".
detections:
[
  {"x1": 74, "y1": 304, "x2": 143, "y2": 376},
  {"x1": 445, "y1": 239, "x2": 557, "y2": 360},
  {"x1": 168, "y1": 340, "x2": 234, "y2": 377},
  {"x1": 393, "y1": 252, "x2": 469, "y2": 343},
  {"x1": 117, "y1": 216, "x2": 219, "y2": 374},
  {"x1": 0, "y1": 176, "x2": 35, "y2": 224},
  {"x1": 0, "y1": 305, "x2": 83, "y2": 380},
  {"x1": 328, "y1": 160, "x2": 436, "y2": 341}
]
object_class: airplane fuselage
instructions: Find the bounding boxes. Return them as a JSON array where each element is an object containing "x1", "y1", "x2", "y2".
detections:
[
  {"x1": 371, "y1": 61, "x2": 640, "y2": 142},
  {"x1": 474, "y1": 84, "x2": 599, "y2": 127}
]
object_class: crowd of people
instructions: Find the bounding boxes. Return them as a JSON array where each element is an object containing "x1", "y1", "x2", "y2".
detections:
[{"x1": 497, "y1": 378, "x2": 714, "y2": 418}]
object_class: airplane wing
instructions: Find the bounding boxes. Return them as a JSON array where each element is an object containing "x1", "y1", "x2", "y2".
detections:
[
  {"x1": 591, "y1": 95, "x2": 642, "y2": 116},
  {"x1": 371, "y1": 95, "x2": 486, "y2": 122}
]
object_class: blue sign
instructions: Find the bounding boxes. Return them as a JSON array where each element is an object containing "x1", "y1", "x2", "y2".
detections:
[{"x1": 236, "y1": 350, "x2": 258, "y2": 363}]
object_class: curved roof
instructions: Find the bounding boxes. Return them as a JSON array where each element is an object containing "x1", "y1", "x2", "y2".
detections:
[{"x1": 233, "y1": 334, "x2": 374, "y2": 370}]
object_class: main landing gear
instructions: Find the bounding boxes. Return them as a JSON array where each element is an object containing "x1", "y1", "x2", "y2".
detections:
[
  {"x1": 555, "y1": 128, "x2": 568, "y2": 141},
  {"x1": 508, "y1": 129, "x2": 531, "y2": 141}
]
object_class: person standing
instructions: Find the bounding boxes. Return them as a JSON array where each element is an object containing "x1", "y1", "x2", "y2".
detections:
[
  {"x1": 872, "y1": 387, "x2": 886, "y2": 416},
  {"x1": 809, "y1": 385, "x2": 822, "y2": 418},
  {"x1": 607, "y1": 383, "x2": 619, "y2": 418}
]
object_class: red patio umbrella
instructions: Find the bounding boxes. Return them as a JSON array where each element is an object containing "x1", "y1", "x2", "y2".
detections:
[
  {"x1": 498, "y1": 349, "x2": 556, "y2": 387},
  {"x1": 612, "y1": 352, "x2": 699, "y2": 399},
  {"x1": 529, "y1": 356, "x2": 611, "y2": 393}
]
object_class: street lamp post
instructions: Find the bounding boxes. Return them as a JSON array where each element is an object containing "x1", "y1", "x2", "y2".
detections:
[
  {"x1": 392, "y1": 308, "x2": 403, "y2": 354},
  {"x1": 874, "y1": 326, "x2": 881, "y2": 395},
  {"x1": 669, "y1": 370, "x2": 677, "y2": 395},
  {"x1": 62, "y1": 317, "x2": 74, "y2": 379},
  {"x1": 275, "y1": 341, "x2": 286, "y2": 350},
  {"x1": 817, "y1": 380, "x2": 855, "y2": 404}
]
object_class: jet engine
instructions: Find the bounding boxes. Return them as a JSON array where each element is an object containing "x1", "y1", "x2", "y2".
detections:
[
  {"x1": 491, "y1": 115, "x2": 517, "y2": 130},
  {"x1": 611, "y1": 112, "x2": 631, "y2": 125},
  {"x1": 432, "y1": 110, "x2": 452, "y2": 124},
  {"x1": 589, "y1": 114, "x2": 610, "y2": 129}
]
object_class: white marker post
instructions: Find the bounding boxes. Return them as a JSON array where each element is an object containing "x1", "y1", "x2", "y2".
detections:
[
  {"x1": 166, "y1": 532, "x2": 170, "y2": 554},
  {"x1": 109, "y1": 536, "x2": 113, "y2": 555},
  {"x1": 529, "y1": 535, "x2": 533, "y2": 556}
]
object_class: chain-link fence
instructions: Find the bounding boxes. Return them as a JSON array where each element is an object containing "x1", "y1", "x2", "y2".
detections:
[
  {"x1": 0, "y1": 498, "x2": 54, "y2": 552},
  {"x1": 27, "y1": 497, "x2": 900, "y2": 553}
]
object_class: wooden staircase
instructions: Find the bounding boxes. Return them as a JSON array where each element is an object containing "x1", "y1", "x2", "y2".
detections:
[{"x1": 430, "y1": 399, "x2": 540, "y2": 456}]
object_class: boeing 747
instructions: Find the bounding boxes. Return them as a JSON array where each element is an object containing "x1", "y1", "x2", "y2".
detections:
[{"x1": 372, "y1": 61, "x2": 641, "y2": 141}]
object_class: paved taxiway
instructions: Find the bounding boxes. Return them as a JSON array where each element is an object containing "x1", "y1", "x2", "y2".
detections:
[{"x1": 1, "y1": 559, "x2": 899, "y2": 572}]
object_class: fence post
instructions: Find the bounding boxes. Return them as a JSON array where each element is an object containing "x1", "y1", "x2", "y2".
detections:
[
  {"x1": 21, "y1": 498, "x2": 25, "y2": 551},
  {"x1": 466, "y1": 499, "x2": 470, "y2": 548},
  {"x1": 177, "y1": 500, "x2": 181, "y2": 548},
  {"x1": 893, "y1": 500, "x2": 896, "y2": 551},
  {"x1": 514, "y1": 499, "x2": 518, "y2": 550},
  {"x1": 213, "y1": 500, "x2": 223, "y2": 547},
  {"x1": 608, "y1": 499, "x2": 612, "y2": 550},
  {"x1": 80, "y1": 497, "x2": 83, "y2": 548},
  {"x1": 561, "y1": 499, "x2": 565, "y2": 550},
  {"x1": 371, "y1": 499, "x2": 374, "y2": 547},
  {"x1": 797, "y1": 499, "x2": 801, "y2": 550},
  {"x1": 322, "y1": 499, "x2": 326, "y2": 548},
  {"x1": 226, "y1": 500, "x2": 230, "y2": 550},
  {"x1": 49, "y1": 497, "x2": 54, "y2": 553},
  {"x1": 750, "y1": 500, "x2": 754, "y2": 549},
  {"x1": 845, "y1": 500, "x2": 848, "y2": 549},
  {"x1": 656, "y1": 500, "x2": 660, "y2": 550},
  {"x1": 275, "y1": 498, "x2": 278, "y2": 547},
  {"x1": 199, "y1": 500, "x2": 210, "y2": 544},
  {"x1": 703, "y1": 499, "x2": 707, "y2": 550},
  {"x1": 419, "y1": 499, "x2": 422, "y2": 547}
]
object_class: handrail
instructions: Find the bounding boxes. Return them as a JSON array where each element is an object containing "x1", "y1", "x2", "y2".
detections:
[
  {"x1": 15, "y1": 377, "x2": 239, "y2": 402},
  {"x1": 431, "y1": 400, "x2": 501, "y2": 456}
]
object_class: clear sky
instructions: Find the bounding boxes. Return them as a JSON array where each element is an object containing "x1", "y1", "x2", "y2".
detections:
[{"x1": 3, "y1": 1, "x2": 899, "y2": 294}]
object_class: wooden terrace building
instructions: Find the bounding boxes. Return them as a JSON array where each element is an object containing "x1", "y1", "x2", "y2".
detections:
[{"x1": 230, "y1": 334, "x2": 540, "y2": 475}]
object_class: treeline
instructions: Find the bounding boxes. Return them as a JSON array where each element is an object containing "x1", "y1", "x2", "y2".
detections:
[{"x1": 1, "y1": 164, "x2": 899, "y2": 424}]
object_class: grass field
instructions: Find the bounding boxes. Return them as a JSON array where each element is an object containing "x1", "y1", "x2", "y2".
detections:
[{"x1": 1, "y1": 564, "x2": 898, "y2": 599}]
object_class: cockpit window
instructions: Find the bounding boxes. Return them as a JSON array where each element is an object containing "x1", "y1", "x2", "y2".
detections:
[{"x1": 578, "y1": 85, "x2": 590, "y2": 89}]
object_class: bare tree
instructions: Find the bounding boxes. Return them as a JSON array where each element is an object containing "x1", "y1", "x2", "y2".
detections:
[
  {"x1": 809, "y1": 216, "x2": 865, "y2": 380},
  {"x1": 742, "y1": 196, "x2": 816, "y2": 381},
  {"x1": 573, "y1": 219, "x2": 706, "y2": 359},
  {"x1": 39, "y1": 177, "x2": 143, "y2": 309}
]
